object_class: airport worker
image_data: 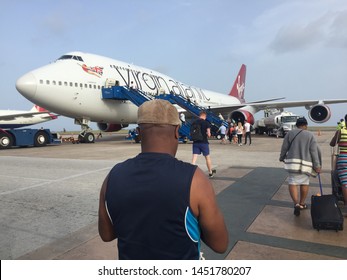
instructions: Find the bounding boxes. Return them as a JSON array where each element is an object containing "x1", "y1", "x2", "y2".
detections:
[
  {"x1": 337, "y1": 118, "x2": 345, "y2": 130},
  {"x1": 191, "y1": 111, "x2": 217, "y2": 178},
  {"x1": 98, "y1": 99, "x2": 228, "y2": 260},
  {"x1": 279, "y1": 117, "x2": 321, "y2": 216},
  {"x1": 330, "y1": 114, "x2": 347, "y2": 215}
]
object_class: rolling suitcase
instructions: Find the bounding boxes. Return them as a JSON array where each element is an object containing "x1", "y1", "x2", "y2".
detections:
[{"x1": 311, "y1": 174, "x2": 343, "y2": 231}]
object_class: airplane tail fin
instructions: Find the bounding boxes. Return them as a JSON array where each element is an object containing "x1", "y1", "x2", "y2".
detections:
[
  {"x1": 30, "y1": 105, "x2": 58, "y2": 120},
  {"x1": 31, "y1": 105, "x2": 49, "y2": 112},
  {"x1": 229, "y1": 64, "x2": 246, "y2": 103}
]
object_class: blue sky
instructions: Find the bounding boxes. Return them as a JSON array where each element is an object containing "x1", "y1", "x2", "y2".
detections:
[{"x1": 1, "y1": 0, "x2": 347, "y2": 131}]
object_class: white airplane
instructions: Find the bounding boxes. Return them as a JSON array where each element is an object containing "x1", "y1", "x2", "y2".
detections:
[
  {"x1": 0, "y1": 105, "x2": 58, "y2": 129},
  {"x1": 15, "y1": 51, "x2": 347, "y2": 143}
]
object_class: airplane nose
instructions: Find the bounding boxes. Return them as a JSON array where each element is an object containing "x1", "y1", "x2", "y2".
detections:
[{"x1": 16, "y1": 72, "x2": 37, "y2": 100}]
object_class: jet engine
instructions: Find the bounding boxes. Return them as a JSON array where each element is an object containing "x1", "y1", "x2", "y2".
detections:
[
  {"x1": 230, "y1": 110, "x2": 255, "y2": 125},
  {"x1": 308, "y1": 104, "x2": 331, "y2": 123},
  {"x1": 97, "y1": 123, "x2": 129, "y2": 132}
]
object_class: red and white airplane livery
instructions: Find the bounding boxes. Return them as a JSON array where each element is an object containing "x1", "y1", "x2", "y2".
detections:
[
  {"x1": 15, "y1": 51, "x2": 347, "y2": 142},
  {"x1": 0, "y1": 105, "x2": 57, "y2": 129}
]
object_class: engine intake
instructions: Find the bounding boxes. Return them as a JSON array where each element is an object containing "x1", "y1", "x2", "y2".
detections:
[
  {"x1": 230, "y1": 110, "x2": 254, "y2": 125},
  {"x1": 97, "y1": 123, "x2": 129, "y2": 132},
  {"x1": 308, "y1": 104, "x2": 331, "y2": 123}
]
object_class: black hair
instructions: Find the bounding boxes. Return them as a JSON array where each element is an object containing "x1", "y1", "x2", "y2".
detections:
[{"x1": 296, "y1": 117, "x2": 308, "y2": 127}]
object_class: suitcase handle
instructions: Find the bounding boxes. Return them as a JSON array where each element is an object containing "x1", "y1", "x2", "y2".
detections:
[{"x1": 318, "y1": 173, "x2": 323, "y2": 195}]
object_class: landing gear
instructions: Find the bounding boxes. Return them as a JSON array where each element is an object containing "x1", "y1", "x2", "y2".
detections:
[
  {"x1": 75, "y1": 118, "x2": 95, "y2": 143},
  {"x1": 78, "y1": 131, "x2": 95, "y2": 143}
]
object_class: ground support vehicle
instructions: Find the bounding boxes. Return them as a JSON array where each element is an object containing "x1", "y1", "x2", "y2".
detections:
[{"x1": 0, "y1": 128, "x2": 57, "y2": 149}]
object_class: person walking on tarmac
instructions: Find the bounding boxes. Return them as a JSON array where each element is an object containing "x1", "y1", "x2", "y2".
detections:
[
  {"x1": 244, "y1": 120, "x2": 251, "y2": 145},
  {"x1": 217, "y1": 123, "x2": 227, "y2": 144},
  {"x1": 279, "y1": 117, "x2": 321, "y2": 216},
  {"x1": 330, "y1": 114, "x2": 347, "y2": 215},
  {"x1": 191, "y1": 111, "x2": 217, "y2": 178},
  {"x1": 98, "y1": 100, "x2": 228, "y2": 259}
]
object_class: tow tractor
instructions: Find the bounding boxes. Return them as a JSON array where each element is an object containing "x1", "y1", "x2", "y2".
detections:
[{"x1": 0, "y1": 128, "x2": 58, "y2": 149}]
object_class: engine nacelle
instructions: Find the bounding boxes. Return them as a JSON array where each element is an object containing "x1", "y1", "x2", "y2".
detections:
[
  {"x1": 230, "y1": 110, "x2": 255, "y2": 125},
  {"x1": 308, "y1": 104, "x2": 331, "y2": 123},
  {"x1": 97, "y1": 123, "x2": 129, "y2": 132}
]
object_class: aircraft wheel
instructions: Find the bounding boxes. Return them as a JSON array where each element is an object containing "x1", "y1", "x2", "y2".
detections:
[
  {"x1": 34, "y1": 131, "x2": 48, "y2": 147},
  {"x1": 0, "y1": 132, "x2": 13, "y2": 149},
  {"x1": 84, "y1": 132, "x2": 95, "y2": 143}
]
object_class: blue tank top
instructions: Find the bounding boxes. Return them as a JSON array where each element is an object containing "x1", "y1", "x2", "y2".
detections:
[{"x1": 105, "y1": 152, "x2": 200, "y2": 260}]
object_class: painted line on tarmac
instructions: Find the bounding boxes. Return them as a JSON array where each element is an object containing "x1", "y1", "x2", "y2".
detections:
[{"x1": 0, "y1": 167, "x2": 112, "y2": 196}]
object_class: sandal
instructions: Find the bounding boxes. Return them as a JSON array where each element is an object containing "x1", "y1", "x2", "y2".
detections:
[
  {"x1": 294, "y1": 204, "x2": 301, "y2": 216},
  {"x1": 299, "y1": 204, "x2": 307, "y2": 210}
]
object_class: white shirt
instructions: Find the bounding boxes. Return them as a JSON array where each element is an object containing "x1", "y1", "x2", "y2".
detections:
[{"x1": 244, "y1": 122, "x2": 251, "y2": 132}]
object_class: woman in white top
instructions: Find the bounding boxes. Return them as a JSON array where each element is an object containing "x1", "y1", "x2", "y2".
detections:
[{"x1": 236, "y1": 122, "x2": 244, "y2": 146}]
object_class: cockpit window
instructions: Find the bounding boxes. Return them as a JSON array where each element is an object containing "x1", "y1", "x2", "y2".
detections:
[{"x1": 57, "y1": 55, "x2": 84, "y2": 62}]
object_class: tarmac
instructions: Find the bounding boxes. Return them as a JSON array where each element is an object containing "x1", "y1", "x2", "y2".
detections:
[{"x1": 0, "y1": 130, "x2": 346, "y2": 260}]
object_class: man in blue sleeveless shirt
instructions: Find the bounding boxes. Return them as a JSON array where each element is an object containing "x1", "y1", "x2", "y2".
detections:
[{"x1": 98, "y1": 99, "x2": 228, "y2": 259}]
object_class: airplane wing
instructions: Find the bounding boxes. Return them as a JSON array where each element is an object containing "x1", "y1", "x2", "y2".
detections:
[
  {"x1": 0, "y1": 111, "x2": 59, "y2": 121},
  {"x1": 206, "y1": 98, "x2": 347, "y2": 124},
  {"x1": 209, "y1": 99, "x2": 347, "y2": 114},
  {"x1": 246, "y1": 99, "x2": 347, "y2": 110}
]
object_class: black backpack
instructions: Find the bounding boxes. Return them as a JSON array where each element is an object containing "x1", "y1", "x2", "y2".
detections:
[{"x1": 190, "y1": 121, "x2": 204, "y2": 141}]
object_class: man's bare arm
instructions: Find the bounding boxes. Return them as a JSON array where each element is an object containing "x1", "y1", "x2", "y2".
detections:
[
  {"x1": 190, "y1": 168, "x2": 228, "y2": 253},
  {"x1": 98, "y1": 175, "x2": 117, "y2": 242}
]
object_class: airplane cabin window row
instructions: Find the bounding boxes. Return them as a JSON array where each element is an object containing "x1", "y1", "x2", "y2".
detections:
[{"x1": 39, "y1": 79, "x2": 101, "y2": 90}]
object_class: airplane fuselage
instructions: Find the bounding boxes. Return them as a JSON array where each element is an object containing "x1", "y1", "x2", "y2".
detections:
[{"x1": 16, "y1": 52, "x2": 242, "y2": 125}]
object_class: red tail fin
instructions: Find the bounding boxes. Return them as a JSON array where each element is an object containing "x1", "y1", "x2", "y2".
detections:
[
  {"x1": 229, "y1": 64, "x2": 246, "y2": 103},
  {"x1": 30, "y1": 105, "x2": 48, "y2": 112},
  {"x1": 34, "y1": 105, "x2": 48, "y2": 112}
]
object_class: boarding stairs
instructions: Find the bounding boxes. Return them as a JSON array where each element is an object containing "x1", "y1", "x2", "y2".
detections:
[
  {"x1": 102, "y1": 85, "x2": 152, "y2": 107},
  {"x1": 101, "y1": 86, "x2": 191, "y2": 141},
  {"x1": 101, "y1": 86, "x2": 228, "y2": 141},
  {"x1": 157, "y1": 92, "x2": 229, "y2": 130}
]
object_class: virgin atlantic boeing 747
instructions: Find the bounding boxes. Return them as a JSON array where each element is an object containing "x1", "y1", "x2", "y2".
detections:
[{"x1": 15, "y1": 51, "x2": 347, "y2": 142}]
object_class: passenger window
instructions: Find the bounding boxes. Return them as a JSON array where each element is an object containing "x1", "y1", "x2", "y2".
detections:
[
  {"x1": 53, "y1": 81, "x2": 56, "y2": 85},
  {"x1": 85, "y1": 84, "x2": 88, "y2": 88},
  {"x1": 40, "y1": 80, "x2": 43, "y2": 84},
  {"x1": 75, "y1": 82, "x2": 78, "y2": 87},
  {"x1": 46, "y1": 80, "x2": 50, "y2": 85},
  {"x1": 70, "y1": 82, "x2": 73, "y2": 87},
  {"x1": 80, "y1": 83, "x2": 83, "y2": 88},
  {"x1": 59, "y1": 81, "x2": 62, "y2": 86},
  {"x1": 89, "y1": 84, "x2": 92, "y2": 89},
  {"x1": 64, "y1": 82, "x2": 68, "y2": 86}
]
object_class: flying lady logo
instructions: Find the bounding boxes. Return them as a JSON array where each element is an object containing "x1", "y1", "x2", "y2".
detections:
[
  {"x1": 236, "y1": 75, "x2": 245, "y2": 99},
  {"x1": 80, "y1": 64, "x2": 104, "y2": 77}
]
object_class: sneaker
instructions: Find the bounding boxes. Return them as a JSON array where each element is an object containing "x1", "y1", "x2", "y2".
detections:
[{"x1": 294, "y1": 204, "x2": 301, "y2": 216}]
